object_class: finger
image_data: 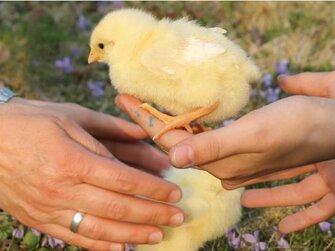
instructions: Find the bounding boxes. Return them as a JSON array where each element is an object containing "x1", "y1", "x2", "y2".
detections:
[
  {"x1": 61, "y1": 103, "x2": 148, "y2": 141},
  {"x1": 54, "y1": 210, "x2": 164, "y2": 245},
  {"x1": 278, "y1": 192, "x2": 335, "y2": 233},
  {"x1": 241, "y1": 173, "x2": 330, "y2": 208},
  {"x1": 278, "y1": 72, "x2": 335, "y2": 98},
  {"x1": 221, "y1": 164, "x2": 317, "y2": 190},
  {"x1": 76, "y1": 146, "x2": 182, "y2": 203},
  {"x1": 29, "y1": 100, "x2": 148, "y2": 141},
  {"x1": 317, "y1": 159, "x2": 335, "y2": 193},
  {"x1": 38, "y1": 224, "x2": 124, "y2": 251},
  {"x1": 115, "y1": 94, "x2": 191, "y2": 152},
  {"x1": 62, "y1": 119, "x2": 113, "y2": 158},
  {"x1": 100, "y1": 139, "x2": 170, "y2": 172},
  {"x1": 168, "y1": 115, "x2": 262, "y2": 168},
  {"x1": 67, "y1": 184, "x2": 184, "y2": 227}
]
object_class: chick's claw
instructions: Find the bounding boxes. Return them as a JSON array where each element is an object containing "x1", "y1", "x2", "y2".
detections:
[{"x1": 140, "y1": 102, "x2": 219, "y2": 140}]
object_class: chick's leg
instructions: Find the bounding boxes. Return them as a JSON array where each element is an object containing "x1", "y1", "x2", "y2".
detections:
[{"x1": 140, "y1": 102, "x2": 219, "y2": 141}]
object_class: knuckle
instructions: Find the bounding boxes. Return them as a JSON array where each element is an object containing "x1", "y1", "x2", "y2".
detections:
[
  {"x1": 205, "y1": 138, "x2": 222, "y2": 162},
  {"x1": 147, "y1": 211, "x2": 162, "y2": 225},
  {"x1": 49, "y1": 112, "x2": 72, "y2": 127},
  {"x1": 114, "y1": 170, "x2": 137, "y2": 193},
  {"x1": 105, "y1": 199, "x2": 127, "y2": 220},
  {"x1": 52, "y1": 148, "x2": 83, "y2": 177},
  {"x1": 36, "y1": 180, "x2": 66, "y2": 199}
]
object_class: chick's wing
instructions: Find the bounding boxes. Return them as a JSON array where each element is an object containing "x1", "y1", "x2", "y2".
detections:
[{"x1": 141, "y1": 30, "x2": 226, "y2": 81}]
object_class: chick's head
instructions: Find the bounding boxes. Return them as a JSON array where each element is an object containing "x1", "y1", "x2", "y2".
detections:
[{"x1": 88, "y1": 8, "x2": 156, "y2": 65}]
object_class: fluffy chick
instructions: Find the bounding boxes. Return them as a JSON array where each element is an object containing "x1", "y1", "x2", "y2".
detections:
[
  {"x1": 136, "y1": 167, "x2": 243, "y2": 251},
  {"x1": 89, "y1": 8, "x2": 260, "y2": 139}
]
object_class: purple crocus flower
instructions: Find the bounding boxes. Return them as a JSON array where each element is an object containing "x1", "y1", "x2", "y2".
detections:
[
  {"x1": 70, "y1": 47, "x2": 83, "y2": 58},
  {"x1": 41, "y1": 235, "x2": 65, "y2": 248},
  {"x1": 262, "y1": 73, "x2": 273, "y2": 87},
  {"x1": 277, "y1": 236, "x2": 290, "y2": 249},
  {"x1": 12, "y1": 227, "x2": 24, "y2": 239},
  {"x1": 266, "y1": 87, "x2": 281, "y2": 103},
  {"x1": 319, "y1": 221, "x2": 332, "y2": 233},
  {"x1": 31, "y1": 228, "x2": 41, "y2": 237},
  {"x1": 276, "y1": 59, "x2": 290, "y2": 75},
  {"x1": 243, "y1": 231, "x2": 267, "y2": 251},
  {"x1": 226, "y1": 229, "x2": 241, "y2": 249},
  {"x1": 88, "y1": 80, "x2": 105, "y2": 97},
  {"x1": 77, "y1": 15, "x2": 91, "y2": 30},
  {"x1": 55, "y1": 57, "x2": 74, "y2": 74}
]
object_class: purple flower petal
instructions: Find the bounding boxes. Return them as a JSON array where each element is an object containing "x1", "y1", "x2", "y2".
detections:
[
  {"x1": 31, "y1": 228, "x2": 41, "y2": 237},
  {"x1": 48, "y1": 235, "x2": 56, "y2": 249},
  {"x1": 319, "y1": 221, "x2": 332, "y2": 232},
  {"x1": 262, "y1": 73, "x2": 273, "y2": 87},
  {"x1": 253, "y1": 230, "x2": 260, "y2": 240},
  {"x1": 41, "y1": 235, "x2": 48, "y2": 247},
  {"x1": 243, "y1": 233, "x2": 257, "y2": 244},
  {"x1": 226, "y1": 229, "x2": 241, "y2": 249},
  {"x1": 53, "y1": 238, "x2": 65, "y2": 248},
  {"x1": 71, "y1": 47, "x2": 83, "y2": 58},
  {"x1": 258, "y1": 241, "x2": 267, "y2": 250},
  {"x1": 55, "y1": 56, "x2": 74, "y2": 74},
  {"x1": 88, "y1": 80, "x2": 105, "y2": 97},
  {"x1": 278, "y1": 237, "x2": 290, "y2": 249},
  {"x1": 276, "y1": 59, "x2": 290, "y2": 75},
  {"x1": 266, "y1": 87, "x2": 281, "y2": 103},
  {"x1": 77, "y1": 15, "x2": 91, "y2": 30},
  {"x1": 12, "y1": 228, "x2": 24, "y2": 239}
]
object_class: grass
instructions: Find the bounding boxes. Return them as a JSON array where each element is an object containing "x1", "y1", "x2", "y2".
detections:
[{"x1": 0, "y1": 1, "x2": 334, "y2": 250}]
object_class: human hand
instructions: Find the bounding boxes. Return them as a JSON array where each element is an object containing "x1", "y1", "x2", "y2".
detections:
[
  {"x1": 0, "y1": 99, "x2": 183, "y2": 251},
  {"x1": 168, "y1": 72, "x2": 335, "y2": 189},
  {"x1": 241, "y1": 160, "x2": 335, "y2": 233}
]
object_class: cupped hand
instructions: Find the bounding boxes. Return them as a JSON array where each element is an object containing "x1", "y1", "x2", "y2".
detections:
[
  {"x1": 168, "y1": 72, "x2": 335, "y2": 188},
  {"x1": 0, "y1": 99, "x2": 183, "y2": 251}
]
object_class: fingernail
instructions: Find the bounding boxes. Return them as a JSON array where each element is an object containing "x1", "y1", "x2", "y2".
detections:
[
  {"x1": 171, "y1": 145, "x2": 194, "y2": 168},
  {"x1": 168, "y1": 189, "x2": 182, "y2": 203},
  {"x1": 277, "y1": 74, "x2": 289, "y2": 80},
  {"x1": 110, "y1": 243, "x2": 123, "y2": 251},
  {"x1": 148, "y1": 232, "x2": 163, "y2": 244},
  {"x1": 169, "y1": 213, "x2": 184, "y2": 227}
]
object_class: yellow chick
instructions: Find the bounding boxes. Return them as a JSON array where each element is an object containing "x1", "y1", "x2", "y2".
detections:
[
  {"x1": 136, "y1": 167, "x2": 243, "y2": 251},
  {"x1": 88, "y1": 8, "x2": 260, "y2": 140},
  {"x1": 89, "y1": 8, "x2": 259, "y2": 251}
]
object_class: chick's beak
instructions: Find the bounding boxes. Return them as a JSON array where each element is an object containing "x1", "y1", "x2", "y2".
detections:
[{"x1": 88, "y1": 51, "x2": 101, "y2": 64}]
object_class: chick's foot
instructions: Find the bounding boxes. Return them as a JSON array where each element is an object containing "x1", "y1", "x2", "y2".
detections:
[{"x1": 140, "y1": 102, "x2": 219, "y2": 140}]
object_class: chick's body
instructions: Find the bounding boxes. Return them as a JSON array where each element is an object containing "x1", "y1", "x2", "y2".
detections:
[
  {"x1": 90, "y1": 8, "x2": 260, "y2": 124},
  {"x1": 136, "y1": 168, "x2": 243, "y2": 251},
  {"x1": 90, "y1": 9, "x2": 258, "y2": 251}
]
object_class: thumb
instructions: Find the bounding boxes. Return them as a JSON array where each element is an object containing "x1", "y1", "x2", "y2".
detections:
[
  {"x1": 278, "y1": 71, "x2": 335, "y2": 98},
  {"x1": 169, "y1": 118, "x2": 258, "y2": 168}
]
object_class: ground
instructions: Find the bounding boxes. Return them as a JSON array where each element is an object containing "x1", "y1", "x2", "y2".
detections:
[{"x1": 0, "y1": 2, "x2": 334, "y2": 251}]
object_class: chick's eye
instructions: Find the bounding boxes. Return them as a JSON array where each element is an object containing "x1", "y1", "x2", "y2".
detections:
[{"x1": 98, "y1": 43, "x2": 104, "y2": 49}]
